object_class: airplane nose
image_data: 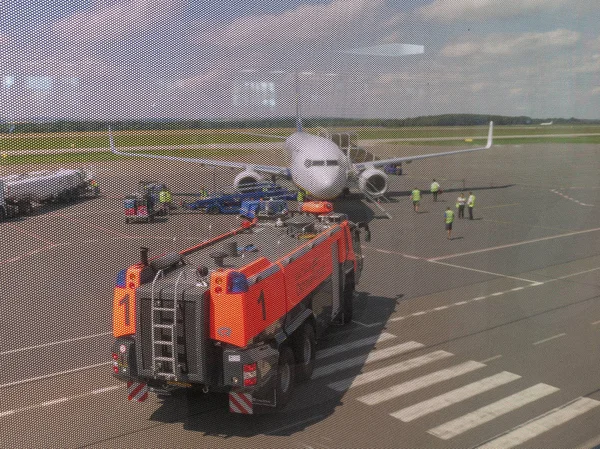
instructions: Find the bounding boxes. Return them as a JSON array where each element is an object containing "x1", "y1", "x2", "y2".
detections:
[{"x1": 313, "y1": 170, "x2": 344, "y2": 199}]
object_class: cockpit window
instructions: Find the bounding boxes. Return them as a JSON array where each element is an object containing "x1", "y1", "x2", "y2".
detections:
[
  {"x1": 326, "y1": 160, "x2": 339, "y2": 166},
  {"x1": 312, "y1": 160, "x2": 325, "y2": 166}
]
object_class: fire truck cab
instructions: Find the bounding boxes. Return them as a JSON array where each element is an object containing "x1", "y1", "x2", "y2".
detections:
[{"x1": 112, "y1": 212, "x2": 365, "y2": 413}]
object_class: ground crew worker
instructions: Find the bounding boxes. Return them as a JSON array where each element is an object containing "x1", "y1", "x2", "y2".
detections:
[
  {"x1": 431, "y1": 179, "x2": 440, "y2": 202},
  {"x1": 89, "y1": 179, "x2": 99, "y2": 196},
  {"x1": 456, "y1": 192, "x2": 466, "y2": 218},
  {"x1": 199, "y1": 186, "x2": 207, "y2": 198},
  {"x1": 411, "y1": 187, "x2": 421, "y2": 212},
  {"x1": 445, "y1": 207, "x2": 455, "y2": 239},
  {"x1": 467, "y1": 191, "x2": 476, "y2": 220},
  {"x1": 297, "y1": 189, "x2": 305, "y2": 210},
  {"x1": 159, "y1": 186, "x2": 173, "y2": 215}
]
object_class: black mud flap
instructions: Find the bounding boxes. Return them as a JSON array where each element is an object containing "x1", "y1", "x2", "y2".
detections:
[{"x1": 229, "y1": 372, "x2": 277, "y2": 414}]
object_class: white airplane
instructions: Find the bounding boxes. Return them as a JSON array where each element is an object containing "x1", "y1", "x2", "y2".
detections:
[
  {"x1": 540, "y1": 121, "x2": 553, "y2": 126},
  {"x1": 110, "y1": 114, "x2": 493, "y2": 201}
]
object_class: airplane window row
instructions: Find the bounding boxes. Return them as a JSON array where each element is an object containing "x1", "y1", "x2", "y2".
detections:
[{"x1": 304, "y1": 160, "x2": 339, "y2": 167}]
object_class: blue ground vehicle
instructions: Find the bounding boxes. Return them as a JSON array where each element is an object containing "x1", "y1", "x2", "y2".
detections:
[
  {"x1": 384, "y1": 163, "x2": 403, "y2": 175},
  {"x1": 240, "y1": 199, "x2": 289, "y2": 220},
  {"x1": 183, "y1": 183, "x2": 296, "y2": 214}
]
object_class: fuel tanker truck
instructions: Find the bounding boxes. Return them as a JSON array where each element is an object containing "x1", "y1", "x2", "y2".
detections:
[{"x1": 0, "y1": 168, "x2": 98, "y2": 220}]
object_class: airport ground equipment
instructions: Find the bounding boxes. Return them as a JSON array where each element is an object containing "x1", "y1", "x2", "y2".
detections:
[
  {"x1": 239, "y1": 199, "x2": 289, "y2": 220},
  {"x1": 112, "y1": 212, "x2": 365, "y2": 413},
  {"x1": 301, "y1": 201, "x2": 334, "y2": 215},
  {"x1": 383, "y1": 163, "x2": 402, "y2": 175},
  {"x1": 182, "y1": 183, "x2": 297, "y2": 215},
  {"x1": 0, "y1": 168, "x2": 97, "y2": 220},
  {"x1": 124, "y1": 195, "x2": 157, "y2": 223}
]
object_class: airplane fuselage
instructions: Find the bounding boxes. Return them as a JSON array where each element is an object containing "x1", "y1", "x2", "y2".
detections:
[{"x1": 285, "y1": 132, "x2": 349, "y2": 199}]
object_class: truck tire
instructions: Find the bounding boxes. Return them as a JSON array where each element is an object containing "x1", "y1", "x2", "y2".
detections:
[
  {"x1": 293, "y1": 322, "x2": 316, "y2": 382},
  {"x1": 0, "y1": 207, "x2": 5, "y2": 221},
  {"x1": 276, "y1": 345, "x2": 295, "y2": 409},
  {"x1": 342, "y1": 276, "x2": 355, "y2": 324}
]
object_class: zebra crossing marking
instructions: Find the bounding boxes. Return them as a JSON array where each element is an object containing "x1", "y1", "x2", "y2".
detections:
[
  {"x1": 328, "y1": 350, "x2": 453, "y2": 392},
  {"x1": 357, "y1": 361, "x2": 486, "y2": 406},
  {"x1": 391, "y1": 371, "x2": 521, "y2": 422},
  {"x1": 427, "y1": 383, "x2": 559, "y2": 440}
]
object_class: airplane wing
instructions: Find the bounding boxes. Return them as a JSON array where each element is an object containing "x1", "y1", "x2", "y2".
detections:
[
  {"x1": 352, "y1": 121, "x2": 493, "y2": 172},
  {"x1": 108, "y1": 128, "x2": 290, "y2": 177}
]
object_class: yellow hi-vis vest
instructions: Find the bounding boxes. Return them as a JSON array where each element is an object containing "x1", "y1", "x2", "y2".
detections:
[
  {"x1": 431, "y1": 182, "x2": 440, "y2": 192},
  {"x1": 159, "y1": 190, "x2": 172, "y2": 203},
  {"x1": 445, "y1": 209, "x2": 455, "y2": 223},
  {"x1": 468, "y1": 195, "x2": 475, "y2": 207},
  {"x1": 412, "y1": 189, "x2": 421, "y2": 201}
]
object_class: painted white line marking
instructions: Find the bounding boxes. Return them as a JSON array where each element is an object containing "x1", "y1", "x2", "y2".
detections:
[
  {"x1": 491, "y1": 292, "x2": 504, "y2": 296},
  {"x1": 428, "y1": 260, "x2": 540, "y2": 284},
  {"x1": 433, "y1": 306, "x2": 448, "y2": 311},
  {"x1": 455, "y1": 301, "x2": 468, "y2": 306},
  {"x1": 91, "y1": 386, "x2": 120, "y2": 395},
  {"x1": 316, "y1": 333, "x2": 395, "y2": 360},
  {"x1": 357, "y1": 361, "x2": 485, "y2": 406},
  {"x1": 0, "y1": 362, "x2": 110, "y2": 389},
  {"x1": 351, "y1": 320, "x2": 383, "y2": 328},
  {"x1": 533, "y1": 333, "x2": 566, "y2": 346},
  {"x1": 429, "y1": 384, "x2": 559, "y2": 440},
  {"x1": 392, "y1": 372, "x2": 521, "y2": 422},
  {"x1": 480, "y1": 355, "x2": 502, "y2": 363},
  {"x1": 4, "y1": 223, "x2": 57, "y2": 245},
  {"x1": 0, "y1": 385, "x2": 121, "y2": 419},
  {"x1": 41, "y1": 398, "x2": 69, "y2": 407},
  {"x1": 312, "y1": 341, "x2": 424, "y2": 379},
  {"x1": 0, "y1": 332, "x2": 111, "y2": 356},
  {"x1": 429, "y1": 226, "x2": 600, "y2": 261},
  {"x1": 510, "y1": 287, "x2": 525, "y2": 292},
  {"x1": 472, "y1": 296, "x2": 486, "y2": 301},
  {"x1": 411, "y1": 311, "x2": 426, "y2": 316},
  {"x1": 328, "y1": 350, "x2": 453, "y2": 392},
  {"x1": 591, "y1": 320, "x2": 600, "y2": 326},
  {"x1": 476, "y1": 397, "x2": 600, "y2": 449}
]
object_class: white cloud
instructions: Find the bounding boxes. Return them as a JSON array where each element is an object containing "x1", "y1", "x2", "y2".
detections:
[
  {"x1": 192, "y1": 0, "x2": 393, "y2": 57},
  {"x1": 417, "y1": 0, "x2": 597, "y2": 22},
  {"x1": 442, "y1": 29, "x2": 580, "y2": 57},
  {"x1": 52, "y1": 0, "x2": 186, "y2": 42}
]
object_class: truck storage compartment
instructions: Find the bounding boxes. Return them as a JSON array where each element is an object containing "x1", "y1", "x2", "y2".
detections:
[{"x1": 135, "y1": 280, "x2": 213, "y2": 384}]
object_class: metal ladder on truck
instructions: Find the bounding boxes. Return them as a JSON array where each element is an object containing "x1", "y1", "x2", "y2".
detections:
[{"x1": 150, "y1": 269, "x2": 186, "y2": 380}]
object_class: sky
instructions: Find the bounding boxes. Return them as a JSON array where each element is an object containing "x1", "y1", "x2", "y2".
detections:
[{"x1": 0, "y1": 0, "x2": 599, "y2": 120}]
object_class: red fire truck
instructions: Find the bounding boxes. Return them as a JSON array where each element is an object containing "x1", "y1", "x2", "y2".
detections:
[{"x1": 112, "y1": 212, "x2": 366, "y2": 413}]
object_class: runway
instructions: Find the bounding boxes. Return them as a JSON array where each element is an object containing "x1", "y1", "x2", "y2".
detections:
[{"x1": 0, "y1": 143, "x2": 599, "y2": 448}]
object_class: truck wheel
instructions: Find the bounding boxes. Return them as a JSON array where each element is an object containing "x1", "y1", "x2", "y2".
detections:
[
  {"x1": 342, "y1": 277, "x2": 355, "y2": 324},
  {"x1": 293, "y1": 322, "x2": 316, "y2": 382},
  {"x1": 276, "y1": 345, "x2": 295, "y2": 409},
  {"x1": 0, "y1": 207, "x2": 5, "y2": 221}
]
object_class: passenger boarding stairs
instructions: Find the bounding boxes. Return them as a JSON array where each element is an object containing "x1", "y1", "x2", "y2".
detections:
[
  {"x1": 150, "y1": 269, "x2": 187, "y2": 380},
  {"x1": 327, "y1": 131, "x2": 392, "y2": 218}
]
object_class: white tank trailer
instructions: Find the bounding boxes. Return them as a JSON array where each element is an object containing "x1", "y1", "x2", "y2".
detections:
[{"x1": 0, "y1": 168, "x2": 95, "y2": 219}]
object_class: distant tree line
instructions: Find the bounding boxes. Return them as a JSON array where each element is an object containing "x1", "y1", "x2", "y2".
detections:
[{"x1": 2, "y1": 114, "x2": 599, "y2": 134}]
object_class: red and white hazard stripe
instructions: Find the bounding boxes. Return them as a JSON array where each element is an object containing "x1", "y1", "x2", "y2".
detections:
[
  {"x1": 229, "y1": 391, "x2": 253, "y2": 414},
  {"x1": 127, "y1": 381, "x2": 148, "y2": 402}
]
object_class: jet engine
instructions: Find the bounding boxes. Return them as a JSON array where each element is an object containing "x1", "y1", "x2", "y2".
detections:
[
  {"x1": 357, "y1": 168, "x2": 388, "y2": 197},
  {"x1": 233, "y1": 170, "x2": 264, "y2": 190}
]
